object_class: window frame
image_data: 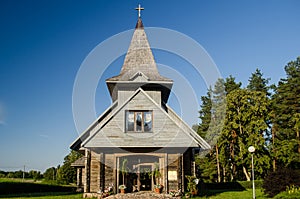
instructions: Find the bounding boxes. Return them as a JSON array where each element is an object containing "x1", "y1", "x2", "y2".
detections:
[{"x1": 125, "y1": 110, "x2": 153, "y2": 133}]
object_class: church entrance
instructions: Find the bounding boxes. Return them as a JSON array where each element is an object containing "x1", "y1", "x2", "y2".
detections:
[
  {"x1": 138, "y1": 164, "x2": 152, "y2": 191},
  {"x1": 116, "y1": 154, "x2": 164, "y2": 192}
]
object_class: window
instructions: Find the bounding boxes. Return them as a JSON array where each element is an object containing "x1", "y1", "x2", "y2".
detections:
[{"x1": 126, "y1": 111, "x2": 153, "y2": 132}]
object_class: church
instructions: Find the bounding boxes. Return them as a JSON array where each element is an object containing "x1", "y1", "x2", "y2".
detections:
[{"x1": 70, "y1": 6, "x2": 210, "y2": 196}]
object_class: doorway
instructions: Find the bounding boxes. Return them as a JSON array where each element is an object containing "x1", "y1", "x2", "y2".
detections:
[
  {"x1": 139, "y1": 165, "x2": 152, "y2": 191},
  {"x1": 116, "y1": 154, "x2": 164, "y2": 192}
]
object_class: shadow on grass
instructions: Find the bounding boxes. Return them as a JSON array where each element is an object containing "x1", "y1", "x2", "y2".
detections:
[
  {"x1": 199, "y1": 181, "x2": 246, "y2": 197},
  {"x1": 0, "y1": 181, "x2": 77, "y2": 198}
]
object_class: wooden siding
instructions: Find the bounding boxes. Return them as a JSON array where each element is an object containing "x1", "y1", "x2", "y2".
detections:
[
  {"x1": 144, "y1": 90, "x2": 161, "y2": 105},
  {"x1": 84, "y1": 90, "x2": 198, "y2": 148},
  {"x1": 90, "y1": 151, "x2": 100, "y2": 193},
  {"x1": 104, "y1": 154, "x2": 115, "y2": 189},
  {"x1": 167, "y1": 154, "x2": 180, "y2": 191}
]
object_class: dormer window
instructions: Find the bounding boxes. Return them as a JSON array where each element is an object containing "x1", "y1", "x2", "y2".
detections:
[{"x1": 126, "y1": 110, "x2": 152, "y2": 132}]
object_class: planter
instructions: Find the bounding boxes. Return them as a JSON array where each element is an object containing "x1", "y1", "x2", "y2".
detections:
[
  {"x1": 191, "y1": 190, "x2": 198, "y2": 196},
  {"x1": 120, "y1": 189, "x2": 126, "y2": 194},
  {"x1": 154, "y1": 185, "x2": 163, "y2": 194},
  {"x1": 154, "y1": 188, "x2": 161, "y2": 194}
]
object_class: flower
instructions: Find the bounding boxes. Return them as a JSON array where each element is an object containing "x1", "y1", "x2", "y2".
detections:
[
  {"x1": 118, "y1": 184, "x2": 126, "y2": 189},
  {"x1": 154, "y1": 184, "x2": 162, "y2": 189},
  {"x1": 169, "y1": 189, "x2": 182, "y2": 197}
]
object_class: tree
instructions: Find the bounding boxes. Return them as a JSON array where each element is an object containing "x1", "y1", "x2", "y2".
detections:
[
  {"x1": 196, "y1": 88, "x2": 212, "y2": 138},
  {"x1": 43, "y1": 167, "x2": 57, "y2": 181},
  {"x1": 271, "y1": 57, "x2": 300, "y2": 169},
  {"x1": 28, "y1": 170, "x2": 42, "y2": 181},
  {"x1": 247, "y1": 68, "x2": 271, "y2": 95},
  {"x1": 196, "y1": 77, "x2": 241, "y2": 182},
  {"x1": 56, "y1": 150, "x2": 83, "y2": 184},
  {"x1": 224, "y1": 75, "x2": 242, "y2": 94},
  {"x1": 223, "y1": 89, "x2": 271, "y2": 180}
]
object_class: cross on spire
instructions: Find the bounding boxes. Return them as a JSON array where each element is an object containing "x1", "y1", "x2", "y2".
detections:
[{"x1": 135, "y1": 4, "x2": 144, "y2": 18}]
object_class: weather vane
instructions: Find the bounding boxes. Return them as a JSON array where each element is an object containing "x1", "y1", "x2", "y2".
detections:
[{"x1": 135, "y1": 4, "x2": 144, "y2": 18}]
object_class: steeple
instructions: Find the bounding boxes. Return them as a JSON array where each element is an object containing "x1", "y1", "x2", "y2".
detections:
[
  {"x1": 106, "y1": 6, "x2": 173, "y2": 103},
  {"x1": 107, "y1": 17, "x2": 170, "y2": 82}
]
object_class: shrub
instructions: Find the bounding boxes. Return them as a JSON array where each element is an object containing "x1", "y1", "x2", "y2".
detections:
[
  {"x1": 262, "y1": 168, "x2": 300, "y2": 197},
  {"x1": 274, "y1": 187, "x2": 300, "y2": 199},
  {"x1": 238, "y1": 180, "x2": 263, "y2": 189}
]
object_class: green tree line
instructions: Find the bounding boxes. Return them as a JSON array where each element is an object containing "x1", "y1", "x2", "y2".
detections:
[
  {"x1": 195, "y1": 56, "x2": 300, "y2": 183},
  {"x1": 0, "y1": 150, "x2": 82, "y2": 185}
]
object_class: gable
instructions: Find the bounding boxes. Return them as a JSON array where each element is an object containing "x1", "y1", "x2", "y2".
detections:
[
  {"x1": 81, "y1": 88, "x2": 210, "y2": 149},
  {"x1": 129, "y1": 71, "x2": 149, "y2": 82}
]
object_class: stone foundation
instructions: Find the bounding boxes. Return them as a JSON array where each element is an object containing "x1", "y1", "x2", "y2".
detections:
[{"x1": 83, "y1": 191, "x2": 182, "y2": 199}]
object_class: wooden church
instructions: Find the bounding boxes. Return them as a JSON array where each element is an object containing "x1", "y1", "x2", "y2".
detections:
[{"x1": 70, "y1": 6, "x2": 210, "y2": 196}]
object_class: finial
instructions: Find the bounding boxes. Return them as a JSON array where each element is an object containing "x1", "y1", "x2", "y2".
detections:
[{"x1": 135, "y1": 4, "x2": 144, "y2": 18}]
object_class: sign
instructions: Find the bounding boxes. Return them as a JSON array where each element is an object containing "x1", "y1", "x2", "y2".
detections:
[{"x1": 168, "y1": 171, "x2": 177, "y2": 181}]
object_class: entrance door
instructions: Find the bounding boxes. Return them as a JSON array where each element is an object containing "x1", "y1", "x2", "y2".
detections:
[{"x1": 139, "y1": 165, "x2": 152, "y2": 191}]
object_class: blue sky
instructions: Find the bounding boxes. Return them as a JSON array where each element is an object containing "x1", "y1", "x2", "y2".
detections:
[{"x1": 0, "y1": 0, "x2": 299, "y2": 172}]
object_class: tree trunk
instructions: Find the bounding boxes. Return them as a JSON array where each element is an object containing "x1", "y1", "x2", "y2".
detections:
[
  {"x1": 243, "y1": 166, "x2": 251, "y2": 181},
  {"x1": 230, "y1": 134, "x2": 236, "y2": 181},
  {"x1": 296, "y1": 129, "x2": 300, "y2": 153},
  {"x1": 230, "y1": 140, "x2": 235, "y2": 181},
  {"x1": 223, "y1": 166, "x2": 226, "y2": 182},
  {"x1": 272, "y1": 125, "x2": 276, "y2": 172},
  {"x1": 216, "y1": 144, "x2": 221, "y2": 183}
]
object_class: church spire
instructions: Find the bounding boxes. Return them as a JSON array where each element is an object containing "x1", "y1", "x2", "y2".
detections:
[
  {"x1": 107, "y1": 5, "x2": 170, "y2": 82},
  {"x1": 106, "y1": 5, "x2": 173, "y2": 103}
]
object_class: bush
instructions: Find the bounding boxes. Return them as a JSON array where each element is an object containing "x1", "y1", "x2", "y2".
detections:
[
  {"x1": 238, "y1": 180, "x2": 263, "y2": 189},
  {"x1": 262, "y1": 168, "x2": 300, "y2": 197},
  {"x1": 274, "y1": 190, "x2": 300, "y2": 199}
]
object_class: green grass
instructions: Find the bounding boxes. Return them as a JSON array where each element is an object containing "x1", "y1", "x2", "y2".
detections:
[
  {"x1": 0, "y1": 178, "x2": 78, "y2": 199},
  {"x1": 0, "y1": 193, "x2": 83, "y2": 199},
  {"x1": 2, "y1": 178, "x2": 298, "y2": 199},
  {"x1": 190, "y1": 189, "x2": 267, "y2": 199}
]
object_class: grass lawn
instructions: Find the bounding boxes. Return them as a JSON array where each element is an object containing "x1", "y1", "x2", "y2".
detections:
[
  {"x1": 0, "y1": 178, "x2": 282, "y2": 199},
  {"x1": 0, "y1": 193, "x2": 83, "y2": 199},
  {"x1": 192, "y1": 189, "x2": 267, "y2": 199},
  {"x1": 0, "y1": 178, "x2": 80, "y2": 199}
]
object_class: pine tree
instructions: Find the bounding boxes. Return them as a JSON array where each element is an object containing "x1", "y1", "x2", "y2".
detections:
[
  {"x1": 272, "y1": 57, "x2": 300, "y2": 169},
  {"x1": 197, "y1": 88, "x2": 212, "y2": 138},
  {"x1": 223, "y1": 89, "x2": 271, "y2": 180},
  {"x1": 224, "y1": 75, "x2": 242, "y2": 94},
  {"x1": 247, "y1": 68, "x2": 271, "y2": 95}
]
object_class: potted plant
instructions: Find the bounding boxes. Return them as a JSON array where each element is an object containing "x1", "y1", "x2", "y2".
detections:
[
  {"x1": 154, "y1": 184, "x2": 163, "y2": 193},
  {"x1": 118, "y1": 184, "x2": 127, "y2": 194},
  {"x1": 152, "y1": 162, "x2": 163, "y2": 193},
  {"x1": 119, "y1": 158, "x2": 128, "y2": 193},
  {"x1": 185, "y1": 192, "x2": 191, "y2": 198},
  {"x1": 169, "y1": 189, "x2": 181, "y2": 197},
  {"x1": 185, "y1": 175, "x2": 198, "y2": 196}
]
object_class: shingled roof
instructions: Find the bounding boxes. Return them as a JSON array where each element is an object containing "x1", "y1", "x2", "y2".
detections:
[
  {"x1": 71, "y1": 156, "x2": 85, "y2": 167},
  {"x1": 106, "y1": 17, "x2": 171, "y2": 82}
]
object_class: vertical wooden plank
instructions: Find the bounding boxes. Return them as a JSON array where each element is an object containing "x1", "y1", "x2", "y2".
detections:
[
  {"x1": 164, "y1": 154, "x2": 168, "y2": 193},
  {"x1": 84, "y1": 149, "x2": 91, "y2": 193},
  {"x1": 116, "y1": 156, "x2": 120, "y2": 193},
  {"x1": 113, "y1": 154, "x2": 117, "y2": 194},
  {"x1": 99, "y1": 153, "x2": 105, "y2": 192},
  {"x1": 138, "y1": 164, "x2": 141, "y2": 191}
]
